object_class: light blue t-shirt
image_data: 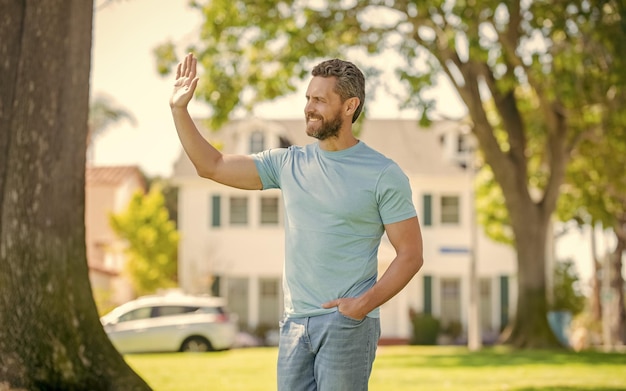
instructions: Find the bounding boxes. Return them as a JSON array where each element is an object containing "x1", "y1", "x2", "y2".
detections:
[{"x1": 253, "y1": 141, "x2": 416, "y2": 319}]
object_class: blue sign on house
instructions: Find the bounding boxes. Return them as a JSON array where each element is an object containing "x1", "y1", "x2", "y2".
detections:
[{"x1": 439, "y1": 246, "x2": 470, "y2": 254}]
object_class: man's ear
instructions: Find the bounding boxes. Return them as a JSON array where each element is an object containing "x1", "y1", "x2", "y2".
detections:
[{"x1": 345, "y1": 97, "x2": 360, "y2": 117}]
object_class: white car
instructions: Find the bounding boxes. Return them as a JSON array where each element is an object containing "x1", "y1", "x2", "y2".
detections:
[{"x1": 101, "y1": 294, "x2": 238, "y2": 353}]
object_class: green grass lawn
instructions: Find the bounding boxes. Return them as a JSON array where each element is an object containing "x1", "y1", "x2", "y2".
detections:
[{"x1": 126, "y1": 345, "x2": 626, "y2": 391}]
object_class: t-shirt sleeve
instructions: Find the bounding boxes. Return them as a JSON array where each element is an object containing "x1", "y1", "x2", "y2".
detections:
[
  {"x1": 252, "y1": 148, "x2": 289, "y2": 190},
  {"x1": 377, "y1": 163, "x2": 417, "y2": 225}
]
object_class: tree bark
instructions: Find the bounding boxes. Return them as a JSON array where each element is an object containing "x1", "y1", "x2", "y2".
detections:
[
  {"x1": 590, "y1": 227, "x2": 602, "y2": 322},
  {"x1": 455, "y1": 63, "x2": 564, "y2": 348},
  {"x1": 499, "y1": 205, "x2": 562, "y2": 348},
  {"x1": 0, "y1": 1, "x2": 150, "y2": 389},
  {"x1": 608, "y1": 229, "x2": 626, "y2": 345}
]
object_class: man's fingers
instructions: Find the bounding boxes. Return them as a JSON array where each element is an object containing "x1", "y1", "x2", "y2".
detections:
[
  {"x1": 321, "y1": 299, "x2": 339, "y2": 309},
  {"x1": 180, "y1": 53, "x2": 190, "y2": 77},
  {"x1": 175, "y1": 61, "x2": 182, "y2": 79},
  {"x1": 189, "y1": 56, "x2": 197, "y2": 79},
  {"x1": 177, "y1": 53, "x2": 197, "y2": 81}
]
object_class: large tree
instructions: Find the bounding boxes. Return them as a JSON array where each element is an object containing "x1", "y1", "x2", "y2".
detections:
[
  {"x1": 0, "y1": 1, "x2": 149, "y2": 388},
  {"x1": 156, "y1": 0, "x2": 624, "y2": 348},
  {"x1": 555, "y1": 0, "x2": 626, "y2": 345}
]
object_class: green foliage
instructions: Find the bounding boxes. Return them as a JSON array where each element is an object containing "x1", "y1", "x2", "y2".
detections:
[
  {"x1": 475, "y1": 163, "x2": 514, "y2": 245},
  {"x1": 556, "y1": 106, "x2": 626, "y2": 229},
  {"x1": 551, "y1": 259, "x2": 586, "y2": 315},
  {"x1": 109, "y1": 185, "x2": 179, "y2": 295},
  {"x1": 154, "y1": 1, "x2": 435, "y2": 129},
  {"x1": 553, "y1": 0, "x2": 626, "y2": 232},
  {"x1": 145, "y1": 176, "x2": 179, "y2": 227},
  {"x1": 153, "y1": 41, "x2": 178, "y2": 76},
  {"x1": 409, "y1": 311, "x2": 440, "y2": 345}
]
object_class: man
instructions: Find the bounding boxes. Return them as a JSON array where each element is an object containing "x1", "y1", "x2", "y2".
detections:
[{"x1": 170, "y1": 53, "x2": 424, "y2": 391}]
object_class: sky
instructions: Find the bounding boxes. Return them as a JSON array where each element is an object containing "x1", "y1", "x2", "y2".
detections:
[
  {"x1": 91, "y1": 0, "x2": 204, "y2": 177},
  {"x1": 90, "y1": 0, "x2": 466, "y2": 178}
]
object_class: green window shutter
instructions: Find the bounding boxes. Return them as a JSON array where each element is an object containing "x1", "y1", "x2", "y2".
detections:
[
  {"x1": 211, "y1": 275, "x2": 221, "y2": 297},
  {"x1": 211, "y1": 195, "x2": 221, "y2": 227},
  {"x1": 499, "y1": 275, "x2": 509, "y2": 331},
  {"x1": 423, "y1": 275, "x2": 432, "y2": 314},
  {"x1": 423, "y1": 194, "x2": 432, "y2": 226}
]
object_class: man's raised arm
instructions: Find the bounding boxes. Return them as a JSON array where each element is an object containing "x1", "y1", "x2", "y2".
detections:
[{"x1": 170, "y1": 53, "x2": 262, "y2": 190}]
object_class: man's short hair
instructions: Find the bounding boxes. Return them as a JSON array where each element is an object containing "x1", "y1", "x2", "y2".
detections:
[{"x1": 312, "y1": 59, "x2": 365, "y2": 123}]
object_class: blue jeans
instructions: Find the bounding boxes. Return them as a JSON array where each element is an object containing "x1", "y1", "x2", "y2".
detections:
[{"x1": 277, "y1": 311, "x2": 381, "y2": 391}]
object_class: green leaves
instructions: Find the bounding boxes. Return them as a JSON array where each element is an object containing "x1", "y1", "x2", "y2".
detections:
[
  {"x1": 551, "y1": 259, "x2": 586, "y2": 314},
  {"x1": 109, "y1": 186, "x2": 179, "y2": 295}
]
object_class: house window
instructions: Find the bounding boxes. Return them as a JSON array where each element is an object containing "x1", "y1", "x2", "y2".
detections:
[
  {"x1": 440, "y1": 278, "x2": 461, "y2": 327},
  {"x1": 440, "y1": 195, "x2": 460, "y2": 224},
  {"x1": 229, "y1": 196, "x2": 248, "y2": 225},
  {"x1": 422, "y1": 194, "x2": 432, "y2": 227},
  {"x1": 260, "y1": 196, "x2": 279, "y2": 225},
  {"x1": 227, "y1": 277, "x2": 249, "y2": 329},
  {"x1": 250, "y1": 131, "x2": 265, "y2": 153},
  {"x1": 259, "y1": 278, "x2": 281, "y2": 328},
  {"x1": 457, "y1": 134, "x2": 468, "y2": 153},
  {"x1": 211, "y1": 195, "x2": 221, "y2": 227}
]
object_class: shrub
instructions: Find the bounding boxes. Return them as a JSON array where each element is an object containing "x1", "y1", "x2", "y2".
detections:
[
  {"x1": 409, "y1": 310, "x2": 440, "y2": 345},
  {"x1": 441, "y1": 320, "x2": 463, "y2": 340},
  {"x1": 551, "y1": 259, "x2": 586, "y2": 315}
]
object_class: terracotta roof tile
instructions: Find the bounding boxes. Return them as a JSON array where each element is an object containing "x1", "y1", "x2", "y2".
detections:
[{"x1": 86, "y1": 165, "x2": 146, "y2": 188}]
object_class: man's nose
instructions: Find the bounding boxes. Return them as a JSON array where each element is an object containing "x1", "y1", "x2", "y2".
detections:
[{"x1": 304, "y1": 100, "x2": 313, "y2": 114}]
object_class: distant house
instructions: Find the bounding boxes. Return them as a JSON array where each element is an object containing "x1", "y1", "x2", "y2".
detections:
[
  {"x1": 171, "y1": 118, "x2": 517, "y2": 344},
  {"x1": 85, "y1": 165, "x2": 146, "y2": 312}
]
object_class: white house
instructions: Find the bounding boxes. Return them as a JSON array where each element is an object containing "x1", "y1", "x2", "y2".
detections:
[{"x1": 171, "y1": 117, "x2": 517, "y2": 344}]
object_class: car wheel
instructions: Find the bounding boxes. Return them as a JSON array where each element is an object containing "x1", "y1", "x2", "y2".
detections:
[{"x1": 180, "y1": 336, "x2": 213, "y2": 352}]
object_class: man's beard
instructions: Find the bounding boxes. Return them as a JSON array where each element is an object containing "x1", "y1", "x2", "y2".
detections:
[{"x1": 306, "y1": 111, "x2": 343, "y2": 140}]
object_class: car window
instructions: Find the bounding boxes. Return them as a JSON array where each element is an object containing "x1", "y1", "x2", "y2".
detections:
[
  {"x1": 197, "y1": 306, "x2": 223, "y2": 315},
  {"x1": 154, "y1": 306, "x2": 200, "y2": 317},
  {"x1": 118, "y1": 307, "x2": 152, "y2": 322}
]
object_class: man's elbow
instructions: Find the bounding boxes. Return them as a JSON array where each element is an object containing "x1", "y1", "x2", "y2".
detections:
[
  {"x1": 193, "y1": 159, "x2": 219, "y2": 180},
  {"x1": 195, "y1": 165, "x2": 215, "y2": 180},
  {"x1": 406, "y1": 250, "x2": 424, "y2": 276}
]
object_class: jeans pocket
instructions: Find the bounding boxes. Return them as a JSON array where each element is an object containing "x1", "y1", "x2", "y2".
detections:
[{"x1": 336, "y1": 310, "x2": 365, "y2": 324}]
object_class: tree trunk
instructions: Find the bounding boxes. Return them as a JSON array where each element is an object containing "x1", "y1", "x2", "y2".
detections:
[
  {"x1": 0, "y1": 1, "x2": 150, "y2": 389},
  {"x1": 608, "y1": 230, "x2": 626, "y2": 345},
  {"x1": 453, "y1": 52, "x2": 567, "y2": 348},
  {"x1": 590, "y1": 226, "x2": 602, "y2": 322},
  {"x1": 499, "y1": 205, "x2": 563, "y2": 348}
]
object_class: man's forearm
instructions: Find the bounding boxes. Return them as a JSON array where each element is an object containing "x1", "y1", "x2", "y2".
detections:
[
  {"x1": 171, "y1": 106, "x2": 222, "y2": 178},
  {"x1": 358, "y1": 252, "x2": 423, "y2": 315}
]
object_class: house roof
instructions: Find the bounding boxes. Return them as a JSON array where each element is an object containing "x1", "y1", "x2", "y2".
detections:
[
  {"x1": 171, "y1": 118, "x2": 467, "y2": 178},
  {"x1": 86, "y1": 165, "x2": 146, "y2": 189}
]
